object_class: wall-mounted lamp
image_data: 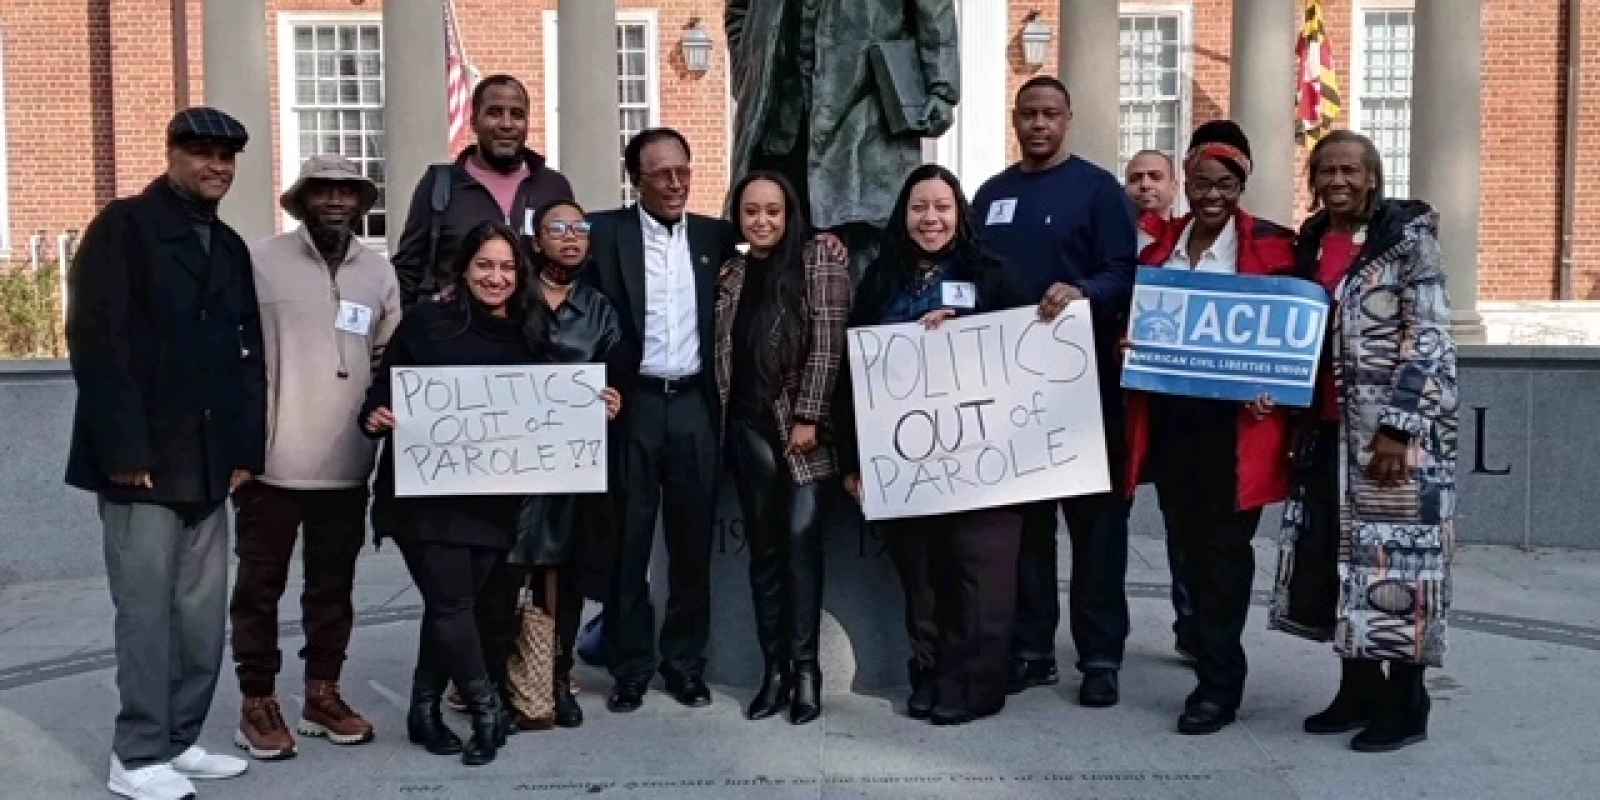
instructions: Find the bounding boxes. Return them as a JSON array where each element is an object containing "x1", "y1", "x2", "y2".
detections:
[
  {"x1": 1022, "y1": 12, "x2": 1053, "y2": 67},
  {"x1": 681, "y1": 19, "x2": 714, "y2": 74}
]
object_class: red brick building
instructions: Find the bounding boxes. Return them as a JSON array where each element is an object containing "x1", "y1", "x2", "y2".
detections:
[{"x1": 1, "y1": 0, "x2": 1595, "y2": 311}]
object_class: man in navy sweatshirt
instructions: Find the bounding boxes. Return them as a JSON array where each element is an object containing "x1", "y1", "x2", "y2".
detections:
[{"x1": 969, "y1": 75, "x2": 1137, "y2": 709}]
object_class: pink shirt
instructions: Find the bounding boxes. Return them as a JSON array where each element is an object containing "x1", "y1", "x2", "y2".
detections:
[{"x1": 463, "y1": 157, "x2": 530, "y2": 220}]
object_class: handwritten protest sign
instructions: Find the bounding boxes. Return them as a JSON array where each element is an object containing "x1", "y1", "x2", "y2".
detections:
[
  {"x1": 846, "y1": 304, "x2": 1109, "y2": 521},
  {"x1": 1122, "y1": 267, "x2": 1330, "y2": 407},
  {"x1": 391, "y1": 365, "x2": 607, "y2": 497}
]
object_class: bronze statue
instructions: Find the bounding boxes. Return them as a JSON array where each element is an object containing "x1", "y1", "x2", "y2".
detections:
[{"x1": 727, "y1": 0, "x2": 960, "y2": 272}]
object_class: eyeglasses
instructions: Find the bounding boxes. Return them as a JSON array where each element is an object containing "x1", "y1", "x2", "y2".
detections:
[
  {"x1": 1188, "y1": 177, "x2": 1242, "y2": 198},
  {"x1": 641, "y1": 166, "x2": 692, "y2": 186},
  {"x1": 542, "y1": 220, "x2": 592, "y2": 238}
]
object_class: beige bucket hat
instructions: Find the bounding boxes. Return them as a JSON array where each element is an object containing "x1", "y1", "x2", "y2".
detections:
[{"x1": 280, "y1": 154, "x2": 379, "y2": 220}]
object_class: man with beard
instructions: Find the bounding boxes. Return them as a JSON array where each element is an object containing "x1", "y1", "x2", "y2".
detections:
[
  {"x1": 227, "y1": 155, "x2": 401, "y2": 761},
  {"x1": 67, "y1": 107, "x2": 261, "y2": 800},
  {"x1": 393, "y1": 73, "x2": 574, "y2": 307}
]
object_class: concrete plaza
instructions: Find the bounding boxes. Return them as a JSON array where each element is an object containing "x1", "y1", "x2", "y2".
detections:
[{"x1": 2, "y1": 533, "x2": 1598, "y2": 800}]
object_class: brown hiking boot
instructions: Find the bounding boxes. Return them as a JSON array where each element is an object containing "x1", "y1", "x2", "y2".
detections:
[
  {"x1": 297, "y1": 680, "x2": 375, "y2": 745},
  {"x1": 235, "y1": 695, "x2": 297, "y2": 760}
]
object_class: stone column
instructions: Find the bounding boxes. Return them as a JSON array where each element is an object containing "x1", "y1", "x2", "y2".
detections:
[
  {"x1": 1058, "y1": 0, "x2": 1121, "y2": 171},
  {"x1": 203, "y1": 0, "x2": 273, "y2": 242},
  {"x1": 383, "y1": 0, "x2": 449, "y2": 255},
  {"x1": 558, "y1": 0, "x2": 621, "y2": 209},
  {"x1": 1411, "y1": 0, "x2": 1486, "y2": 342},
  {"x1": 1229, "y1": 0, "x2": 1297, "y2": 226}
]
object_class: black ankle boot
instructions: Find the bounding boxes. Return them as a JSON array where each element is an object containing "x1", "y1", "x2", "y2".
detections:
[
  {"x1": 789, "y1": 661, "x2": 822, "y2": 725},
  {"x1": 907, "y1": 660, "x2": 936, "y2": 720},
  {"x1": 745, "y1": 661, "x2": 794, "y2": 720},
  {"x1": 1352, "y1": 663, "x2": 1430, "y2": 752},
  {"x1": 461, "y1": 679, "x2": 505, "y2": 766},
  {"x1": 553, "y1": 673, "x2": 584, "y2": 729},
  {"x1": 1305, "y1": 658, "x2": 1383, "y2": 734},
  {"x1": 406, "y1": 669, "x2": 462, "y2": 755}
]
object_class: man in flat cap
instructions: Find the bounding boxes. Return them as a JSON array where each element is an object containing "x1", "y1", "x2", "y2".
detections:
[
  {"x1": 227, "y1": 155, "x2": 400, "y2": 762},
  {"x1": 67, "y1": 106, "x2": 261, "y2": 799}
]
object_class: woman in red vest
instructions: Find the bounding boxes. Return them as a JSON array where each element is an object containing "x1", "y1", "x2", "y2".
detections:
[{"x1": 1123, "y1": 120, "x2": 1296, "y2": 735}]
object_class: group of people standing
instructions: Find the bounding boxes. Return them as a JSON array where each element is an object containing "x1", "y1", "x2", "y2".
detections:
[{"x1": 65, "y1": 67, "x2": 1455, "y2": 800}]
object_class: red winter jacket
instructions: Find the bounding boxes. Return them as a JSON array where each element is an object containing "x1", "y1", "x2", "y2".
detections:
[{"x1": 1123, "y1": 210, "x2": 1296, "y2": 511}]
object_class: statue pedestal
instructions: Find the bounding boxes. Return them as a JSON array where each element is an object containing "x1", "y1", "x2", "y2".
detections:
[{"x1": 648, "y1": 478, "x2": 908, "y2": 691}]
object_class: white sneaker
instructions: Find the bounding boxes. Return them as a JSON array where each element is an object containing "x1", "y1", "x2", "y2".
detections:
[
  {"x1": 108, "y1": 757, "x2": 197, "y2": 800},
  {"x1": 171, "y1": 745, "x2": 249, "y2": 780}
]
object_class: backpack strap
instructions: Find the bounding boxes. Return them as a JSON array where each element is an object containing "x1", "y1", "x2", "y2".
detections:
[{"x1": 423, "y1": 163, "x2": 453, "y2": 296}]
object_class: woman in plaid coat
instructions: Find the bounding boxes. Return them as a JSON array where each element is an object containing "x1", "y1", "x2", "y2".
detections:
[{"x1": 713, "y1": 171, "x2": 852, "y2": 725}]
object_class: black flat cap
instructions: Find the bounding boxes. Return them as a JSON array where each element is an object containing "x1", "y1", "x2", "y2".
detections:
[{"x1": 167, "y1": 107, "x2": 249, "y2": 151}]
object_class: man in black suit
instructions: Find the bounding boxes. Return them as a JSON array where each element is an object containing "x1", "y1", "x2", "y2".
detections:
[{"x1": 584, "y1": 128, "x2": 739, "y2": 711}]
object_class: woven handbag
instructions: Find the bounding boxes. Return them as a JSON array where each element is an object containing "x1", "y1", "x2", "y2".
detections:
[{"x1": 505, "y1": 570, "x2": 558, "y2": 727}]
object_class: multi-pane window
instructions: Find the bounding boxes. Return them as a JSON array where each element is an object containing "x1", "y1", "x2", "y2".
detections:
[
  {"x1": 288, "y1": 23, "x2": 387, "y2": 238},
  {"x1": 616, "y1": 21, "x2": 652, "y2": 205},
  {"x1": 1357, "y1": 8, "x2": 1414, "y2": 198},
  {"x1": 1119, "y1": 12, "x2": 1184, "y2": 175}
]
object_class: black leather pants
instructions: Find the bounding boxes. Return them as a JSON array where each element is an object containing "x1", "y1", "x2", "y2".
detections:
[{"x1": 728, "y1": 420, "x2": 826, "y2": 663}]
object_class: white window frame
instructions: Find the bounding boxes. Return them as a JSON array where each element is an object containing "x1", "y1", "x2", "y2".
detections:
[
  {"x1": 1117, "y1": 3, "x2": 1193, "y2": 179},
  {"x1": 275, "y1": 12, "x2": 386, "y2": 240},
  {"x1": 0, "y1": 34, "x2": 11, "y2": 257},
  {"x1": 541, "y1": 9, "x2": 662, "y2": 202},
  {"x1": 1350, "y1": 0, "x2": 1416, "y2": 198}
]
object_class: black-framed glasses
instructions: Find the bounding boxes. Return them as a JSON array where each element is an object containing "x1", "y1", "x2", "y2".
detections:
[{"x1": 542, "y1": 220, "x2": 592, "y2": 238}]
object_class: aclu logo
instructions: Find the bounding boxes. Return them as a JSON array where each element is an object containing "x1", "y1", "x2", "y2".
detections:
[{"x1": 1130, "y1": 286, "x2": 1324, "y2": 356}]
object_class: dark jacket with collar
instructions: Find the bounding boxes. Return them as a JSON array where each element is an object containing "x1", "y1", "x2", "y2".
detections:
[
  {"x1": 581, "y1": 205, "x2": 740, "y2": 423},
  {"x1": 64, "y1": 177, "x2": 267, "y2": 510},
  {"x1": 391, "y1": 145, "x2": 574, "y2": 306}
]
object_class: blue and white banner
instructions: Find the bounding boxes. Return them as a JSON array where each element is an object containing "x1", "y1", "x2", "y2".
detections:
[{"x1": 1121, "y1": 267, "x2": 1330, "y2": 407}]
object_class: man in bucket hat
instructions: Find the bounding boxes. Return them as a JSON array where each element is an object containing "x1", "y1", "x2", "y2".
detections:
[
  {"x1": 227, "y1": 155, "x2": 400, "y2": 761},
  {"x1": 68, "y1": 106, "x2": 260, "y2": 800}
]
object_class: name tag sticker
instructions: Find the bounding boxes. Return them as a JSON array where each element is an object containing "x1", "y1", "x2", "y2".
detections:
[
  {"x1": 941, "y1": 281, "x2": 977, "y2": 309},
  {"x1": 335, "y1": 300, "x2": 374, "y2": 336},
  {"x1": 523, "y1": 208, "x2": 536, "y2": 236},
  {"x1": 985, "y1": 197, "x2": 1018, "y2": 226}
]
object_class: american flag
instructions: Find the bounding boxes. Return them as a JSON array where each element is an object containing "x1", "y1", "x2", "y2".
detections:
[
  {"x1": 444, "y1": 0, "x2": 475, "y2": 154},
  {"x1": 1296, "y1": 0, "x2": 1342, "y2": 147}
]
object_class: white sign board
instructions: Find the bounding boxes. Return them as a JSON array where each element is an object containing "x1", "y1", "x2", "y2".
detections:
[
  {"x1": 391, "y1": 365, "x2": 607, "y2": 496},
  {"x1": 846, "y1": 304, "x2": 1110, "y2": 521}
]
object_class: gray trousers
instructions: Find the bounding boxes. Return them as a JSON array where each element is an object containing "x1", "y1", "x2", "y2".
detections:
[{"x1": 100, "y1": 498, "x2": 229, "y2": 769}]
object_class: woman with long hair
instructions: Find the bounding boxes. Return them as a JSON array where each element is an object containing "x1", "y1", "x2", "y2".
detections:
[
  {"x1": 1269, "y1": 129, "x2": 1458, "y2": 753},
  {"x1": 359, "y1": 221, "x2": 540, "y2": 766},
  {"x1": 836, "y1": 164, "x2": 1037, "y2": 725},
  {"x1": 1122, "y1": 120, "x2": 1295, "y2": 735},
  {"x1": 712, "y1": 171, "x2": 851, "y2": 725},
  {"x1": 506, "y1": 199, "x2": 623, "y2": 730}
]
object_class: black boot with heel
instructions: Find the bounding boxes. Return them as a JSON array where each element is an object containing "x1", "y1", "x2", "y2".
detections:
[
  {"x1": 1351, "y1": 663, "x2": 1430, "y2": 752},
  {"x1": 745, "y1": 661, "x2": 794, "y2": 720},
  {"x1": 406, "y1": 668, "x2": 463, "y2": 756},
  {"x1": 461, "y1": 679, "x2": 507, "y2": 766},
  {"x1": 1305, "y1": 658, "x2": 1383, "y2": 734},
  {"x1": 789, "y1": 661, "x2": 822, "y2": 725}
]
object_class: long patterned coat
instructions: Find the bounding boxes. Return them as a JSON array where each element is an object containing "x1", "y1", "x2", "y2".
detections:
[
  {"x1": 713, "y1": 241, "x2": 852, "y2": 484},
  {"x1": 1269, "y1": 200, "x2": 1459, "y2": 667}
]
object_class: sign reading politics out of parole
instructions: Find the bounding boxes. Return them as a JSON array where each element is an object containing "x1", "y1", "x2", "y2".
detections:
[
  {"x1": 1122, "y1": 267, "x2": 1330, "y2": 407},
  {"x1": 391, "y1": 365, "x2": 607, "y2": 497},
  {"x1": 846, "y1": 304, "x2": 1110, "y2": 521}
]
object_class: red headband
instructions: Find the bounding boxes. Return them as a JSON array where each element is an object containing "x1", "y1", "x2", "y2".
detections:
[{"x1": 1184, "y1": 143, "x2": 1252, "y2": 178}]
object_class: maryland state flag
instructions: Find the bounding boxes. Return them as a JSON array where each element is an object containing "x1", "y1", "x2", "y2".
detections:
[{"x1": 1296, "y1": 0, "x2": 1342, "y2": 146}]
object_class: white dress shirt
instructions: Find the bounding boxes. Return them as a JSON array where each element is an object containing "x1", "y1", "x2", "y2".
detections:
[
  {"x1": 638, "y1": 206, "x2": 701, "y2": 378},
  {"x1": 1163, "y1": 217, "x2": 1239, "y2": 275}
]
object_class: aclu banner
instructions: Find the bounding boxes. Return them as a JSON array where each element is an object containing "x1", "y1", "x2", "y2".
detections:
[
  {"x1": 391, "y1": 365, "x2": 607, "y2": 496},
  {"x1": 846, "y1": 304, "x2": 1110, "y2": 521},
  {"x1": 1122, "y1": 267, "x2": 1330, "y2": 407}
]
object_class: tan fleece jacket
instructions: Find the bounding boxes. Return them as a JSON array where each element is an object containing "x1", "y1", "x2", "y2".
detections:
[{"x1": 250, "y1": 227, "x2": 401, "y2": 489}]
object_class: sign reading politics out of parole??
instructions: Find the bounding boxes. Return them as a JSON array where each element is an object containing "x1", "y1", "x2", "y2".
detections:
[
  {"x1": 846, "y1": 304, "x2": 1110, "y2": 521},
  {"x1": 391, "y1": 365, "x2": 608, "y2": 497},
  {"x1": 1121, "y1": 267, "x2": 1330, "y2": 407}
]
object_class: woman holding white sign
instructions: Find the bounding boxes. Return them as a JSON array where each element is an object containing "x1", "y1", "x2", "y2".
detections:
[
  {"x1": 835, "y1": 164, "x2": 1033, "y2": 726},
  {"x1": 1122, "y1": 121, "x2": 1296, "y2": 735},
  {"x1": 360, "y1": 221, "x2": 544, "y2": 766},
  {"x1": 507, "y1": 199, "x2": 624, "y2": 731},
  {"x1": 712, "y1": 171, "x2": 851, "y2": 726},
  {"x1": 1269, "y1": 130, "x2": 1457, "y2": 753}
]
